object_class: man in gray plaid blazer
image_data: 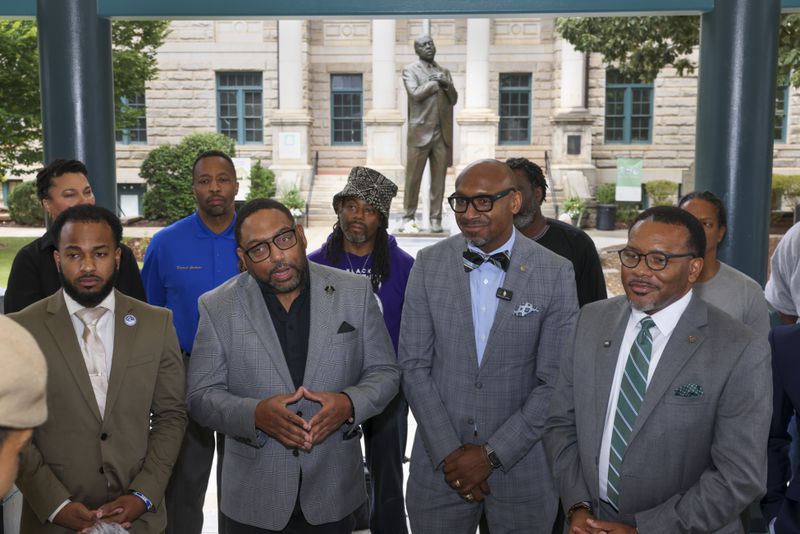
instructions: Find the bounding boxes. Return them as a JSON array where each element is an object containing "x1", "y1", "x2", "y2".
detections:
[
  {"x1": 399, "y1": 159, "x2": 579, "y2": 533},
  {"x1": 186, "y1": 198, "x2": 400, "y2": 533}
]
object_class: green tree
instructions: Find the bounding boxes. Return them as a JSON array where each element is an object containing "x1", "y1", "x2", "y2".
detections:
[
  {"x1": 0, "y1": 20, "x2": 170, "y2": 176},
  {"x1": 141, "y1": 133, "x2": 236, "y2": 223},
  {"x1": 556, "y1": 14, "x2": 800, "y2": 86},
  {"x1": 246, "y1": 160, "x2": 276, "y2": 201},
  {"x1": 7, "y1": 180, "x2": 44, "y2": 226}
]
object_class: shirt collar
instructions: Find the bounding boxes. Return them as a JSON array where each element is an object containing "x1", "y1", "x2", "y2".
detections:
[
  {"x1": 63, "y1": 289, "x2": 116, "y2": 318},
  {"x1": 629, "y1": 288, "x2": 693, "y2": 337},
  {"x1": 193, "y1": 211, "x2": 237, "y2": 239},
  {"x1": 467, "y1": 228, "x2": 516, "y2": 257}
]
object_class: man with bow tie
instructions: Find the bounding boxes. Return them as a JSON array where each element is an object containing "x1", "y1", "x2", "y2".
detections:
[
  {"x1": 399, "y1": 159, "x2": 579, "y2": 532},
  {"x1": 544, "y1": 206, "x2": 772, "y2": 534}
]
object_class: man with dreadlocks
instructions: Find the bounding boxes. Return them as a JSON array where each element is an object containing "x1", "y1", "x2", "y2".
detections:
[{"x1": 308, "y1": 166, "x2": 414, "y2": 534}]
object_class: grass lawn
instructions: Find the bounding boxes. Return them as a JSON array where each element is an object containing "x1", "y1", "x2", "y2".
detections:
[{"x1": 0, "y1": 237, "x2": 36, "y2": 289}]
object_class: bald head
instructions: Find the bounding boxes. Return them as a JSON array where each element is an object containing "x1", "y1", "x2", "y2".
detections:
[{"x1": 455, "y1": 159, "x2": 516, "y2": 189}]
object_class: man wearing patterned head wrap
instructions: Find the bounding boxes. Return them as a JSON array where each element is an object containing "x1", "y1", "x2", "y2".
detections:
[
  {"x1": 308, "y1": 166, "x2": 414, "y2": 534},
  {"x1": 0, "y1": 315, "x2": 48, "y2": 498}
]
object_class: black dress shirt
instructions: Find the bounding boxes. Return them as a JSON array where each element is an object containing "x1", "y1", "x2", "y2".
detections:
[
  {"x1": 3, "y1": 231, "x2": 147, "y2": 314},
  {"x1": 259, "y1": 276, "x2": 311, "y2": 390}
]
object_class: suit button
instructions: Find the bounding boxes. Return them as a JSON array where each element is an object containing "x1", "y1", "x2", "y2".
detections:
[
  {"x1": 100, "y1": 433, "x2": 108, "y2": 441},
  {"x1": 99, "y1": 467, "x2": 104, "y2": 474},
  {"x1": 292, "y1": 449, "x2": 299, "y2": 457},
  {"x1": 475, "y1": 382, "x2": 482, "y2": 389},
  {"x1": 467, "y1": 418, "x2": 474, "y2": 425}
]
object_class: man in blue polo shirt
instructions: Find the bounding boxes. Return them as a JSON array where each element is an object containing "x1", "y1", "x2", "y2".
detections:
[{"x1": 142, "y1": 150, "x2": 240, "y2": 534}]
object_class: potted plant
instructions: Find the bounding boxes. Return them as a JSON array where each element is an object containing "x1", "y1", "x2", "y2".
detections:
[
  {"x1": 280, "y1": 187, "x2": 306, "y2": 225},
  {"x1": 773, "y1": 174, "x2": 800, "y2": 222},
  {"x1": 595, "y1": 183, "x2": 617, "y2": 231},
  {"x1": 563, "y1": 196, "x2": 586, "y2": 227},
  {"x1": 644, "y1": 179, "x2": 679, "y2": 207}
]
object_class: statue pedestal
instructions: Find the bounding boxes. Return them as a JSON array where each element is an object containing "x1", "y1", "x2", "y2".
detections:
[
  {"x1": 456, "y1": 108, "x2": 499, "y2": 173},
  {"x1": 364, "y1": 110, "x2": 405, "y2": 182},
  {"x1": 269, "y1": 110, "x2": 313, "y2": 191},
  {"x1": 549, "y1": 109, "x2": 596, "y2": 195}
]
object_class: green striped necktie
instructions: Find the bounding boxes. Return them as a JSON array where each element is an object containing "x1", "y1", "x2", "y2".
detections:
[{"x1": 607, "y1": 316, "x2": 656, "y2": 510}]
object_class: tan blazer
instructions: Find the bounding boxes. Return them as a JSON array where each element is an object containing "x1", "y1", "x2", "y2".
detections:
[{"x1": 10, "y1": 289, "x2": 187, "y2": 534}]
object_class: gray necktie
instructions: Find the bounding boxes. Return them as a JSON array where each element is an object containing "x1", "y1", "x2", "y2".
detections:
[{"x1": 76, "y1": 307, "x2": 109, "y2": 417}]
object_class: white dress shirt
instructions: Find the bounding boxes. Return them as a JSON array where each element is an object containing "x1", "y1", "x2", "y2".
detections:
[{"x1": 598, "y1": 289, "x2": 693, "y2": 502}]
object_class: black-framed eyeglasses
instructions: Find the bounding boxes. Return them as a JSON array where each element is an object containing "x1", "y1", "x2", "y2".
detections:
[
  {"x1": 243, "y1": 227, "x2": 298, "y2": 263},
  {"x1": 447, "y1": 188, "x2": 516, "y2": 213},
  {"x1": 618, "y1": 248, "x2": 696, "y2": 271}
]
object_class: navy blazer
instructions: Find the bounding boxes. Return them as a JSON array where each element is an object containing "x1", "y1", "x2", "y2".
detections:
[{"x1": 763, "y1": 324, "x2": 800, "y2": 533}]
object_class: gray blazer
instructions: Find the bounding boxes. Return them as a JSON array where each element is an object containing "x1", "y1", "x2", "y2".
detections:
[
  {"x1": 186, "y1": 262, "x2": 400, "y2": 531},
  {"x1": 544, "y1": 294, "x2": 772, "y2": 533},
  {"x1": 400, "y1": 233, "x2": 578, "y2": 520}
]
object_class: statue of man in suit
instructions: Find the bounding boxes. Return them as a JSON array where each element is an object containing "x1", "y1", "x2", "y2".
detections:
[
  {"x1": 544, "y1": 206, "x2": 772, "y2": 534},
  {"x1": 401, "y1": 34, "x2": 458, "y2": 233}
]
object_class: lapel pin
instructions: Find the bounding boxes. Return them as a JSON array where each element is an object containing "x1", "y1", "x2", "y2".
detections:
[
  {"x1": 603, "y1": 340, "x2": 611, "y2": 347},
  {"x1": 325, "y1": 285, "x2": 335, "y2": 296},
  {"x1": 123, "y1": 314, "x2": 137, "y2": 327},
  {"x1": 496, "y1": 288, "x2": 513, "y2": 301},
  {"x1": 688, "y1": 335, "x2": 697, "y2": 343},
  {"x1": 520, "y1": 265, "x2": 527, "y2": 272}
]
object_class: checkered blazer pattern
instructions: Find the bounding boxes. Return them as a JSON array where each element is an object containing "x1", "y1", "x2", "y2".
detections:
[
  {"x1": 186, "y1": 262, "x2": 400, "y2": 531},
  {"x1": 400, "y1": 232, "x2": 579, "y2": 530}
]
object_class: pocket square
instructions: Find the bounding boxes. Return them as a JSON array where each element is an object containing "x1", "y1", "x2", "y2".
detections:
[
  {"x1": 513, "y1": 303, "x2": 539, "y2": 317},
  {"x1": 674, "y1": 383, "x2": 703, "y2": 397},
  {"x1": 337, "y1": 321, "x2": 356, "y2": 334}
]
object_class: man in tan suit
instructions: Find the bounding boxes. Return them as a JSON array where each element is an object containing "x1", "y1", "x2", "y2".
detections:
[
  {"x1": 402, "y1": 34, "x2": 458, "y2": 233},
  {"x1": 10, "y1": 205, "x2": 187, "y2": 533}
]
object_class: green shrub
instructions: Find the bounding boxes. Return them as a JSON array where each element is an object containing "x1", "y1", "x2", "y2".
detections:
[
  {"x1": 645, "y1": 179, "x2": 679, "y2": 206},
  {"x1": 616, "y1": 201, "x2": 640, "y2": 226},
  {"x1": 8, "y1": 181, "x2": 44, "y2": 226},
  {"x1": 596, "y1": 183, "x2": 617, "y2": 205},
  {"x1": 563, "y1": 196, "x2": 586, "y2": 219},
  {"x1": 141, "y1": 133, "x2": 236, "y2": 223},
  {"x1": 246, "y1": 160, "x2": 276, "y2": 201},
  {"x1": 279, "y1": 187, "x2": 306, "y2": 216},
  {"x1": 773, "y1": 174, "x2": 800, "y2": 205}
]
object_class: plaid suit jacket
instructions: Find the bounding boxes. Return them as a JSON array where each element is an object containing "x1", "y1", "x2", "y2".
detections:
[
  {"x1": 400, "y1": 232, "x2": 578, "y2": 526},
  {"x1": 186, "y1": 262, "x2": 400, "y2": 530}
]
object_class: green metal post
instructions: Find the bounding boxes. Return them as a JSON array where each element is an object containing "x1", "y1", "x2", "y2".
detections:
[
  {"x1": 694, "y1": 0, "x2": 780, "y2": 284},
  {"x1": 36, "y1": 0, "x2": 118, "y2": 212}
]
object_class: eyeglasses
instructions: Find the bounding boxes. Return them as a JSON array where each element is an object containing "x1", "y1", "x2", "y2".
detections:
[
  {"x1": 447, "y1": 188, "x2": 516, "y2": 213},
  {"x1": 618, "y1": 248, "x2": 696, "y2": 271},
  {"x1": 243, "y1": 227, "x2": 298, "y2": 263}
]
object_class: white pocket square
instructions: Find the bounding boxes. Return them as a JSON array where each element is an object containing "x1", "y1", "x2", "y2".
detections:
[{"x1": 513, "y1": 303, "x2": 539, "y2": 317}]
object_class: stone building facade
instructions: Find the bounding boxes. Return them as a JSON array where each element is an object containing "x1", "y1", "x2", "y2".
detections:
[{"x1": 110, "y1": 17, "x2": 799, "y2": 222}]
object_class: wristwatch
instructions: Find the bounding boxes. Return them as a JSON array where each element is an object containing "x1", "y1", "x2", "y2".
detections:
[
  {"x1": 566, "y1": 501, "x2": 592, "y2": 523},
  {"x1": 483, "y1": 443, "x2": 502, "y2": 470}
]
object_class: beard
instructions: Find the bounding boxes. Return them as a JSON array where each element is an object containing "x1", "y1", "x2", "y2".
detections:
[
  {"x1": 60, "y1": 268, "x2": 118, "y2": 308},
  {"x1": 513, "y1": 208, "x2": 535, "y2": 230},
  {"x1": 339, "y1": 216, "x2": 370, "y2": 245},
  {"x1": 254, "y1": 258, "x2": 308, "y2": 294}
]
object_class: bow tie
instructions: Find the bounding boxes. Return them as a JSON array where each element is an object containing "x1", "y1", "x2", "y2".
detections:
[{"x1": 463, "y1": 250, "x2": 511, "y2": 272}]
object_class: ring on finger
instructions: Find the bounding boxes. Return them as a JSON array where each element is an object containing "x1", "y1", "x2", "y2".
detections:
[
  {"x1": 464, "y1": 493, "x2": 474, "y2": 502},
  {"x1": 453, "y1": 479, "x2": 462, "y2": 489}
]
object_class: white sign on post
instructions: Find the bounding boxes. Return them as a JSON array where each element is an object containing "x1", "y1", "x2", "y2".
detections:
[{"x1": 616, "y1": 158, "x2": 643, "y2": 202}]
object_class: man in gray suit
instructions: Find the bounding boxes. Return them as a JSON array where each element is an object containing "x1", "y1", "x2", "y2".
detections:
[
  {"x1": 401, "y1": 34, "x2": 458, "y2": 233},
  {"x1": 544, "y1": 206, "x2": 772, "y2": 534},
  {"x1": 400, "y1": 159, "x2": 579, "y2": 532},
  {"x1": 186, "y1": 198, "x2": 400, "y2": 533}
]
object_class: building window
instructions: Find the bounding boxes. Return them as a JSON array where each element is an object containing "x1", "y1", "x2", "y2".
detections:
[
  {"x1": 115, "y1": 95, "x2": 147, "y2": 144},
  {"x1": 775, "y1": 85, "x2": 789, "y2": 143},
  {"x1": 498, "y1": 73, "x2": 532, "y2": 144},
  {"x1": 604, "y1": 70, "x2": 653, "y2": 144},
  {"x1": 217, "y1": 72, "x2": 263, "y2": 144},
  {"x1": 331, "y1": 74, "x2": 363, "y2": 145}
]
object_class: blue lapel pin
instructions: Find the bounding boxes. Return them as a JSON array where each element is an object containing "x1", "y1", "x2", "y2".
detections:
[{"x1": 124, "y1": 314, "x2": 137, "y2": 327}]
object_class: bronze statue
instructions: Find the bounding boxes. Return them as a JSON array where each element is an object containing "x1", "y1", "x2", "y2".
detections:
[{"x1": 401, "y1": 34, "x2": 458, "y2": 233}]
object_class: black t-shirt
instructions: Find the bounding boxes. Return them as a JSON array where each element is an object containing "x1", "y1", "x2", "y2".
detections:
[{"x1": 536, "y1": 218, "x2": 608, "y2": 307}]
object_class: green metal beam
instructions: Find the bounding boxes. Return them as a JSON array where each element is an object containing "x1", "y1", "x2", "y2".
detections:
[{"x1": 0, "y1": 0, "x2": 715, "y2": 18}]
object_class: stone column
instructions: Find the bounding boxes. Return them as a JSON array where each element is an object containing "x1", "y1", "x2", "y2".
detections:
[
  {"x1": 364, "y1": 19, "x2": 404, "y2": 181},
  {"x1": 270, "y1": 20, "x2": 313, "y2": 191},
  {"x1": 550, "y1": 38, "x2": 595, "y2": 200},
  {"x1": 456, "y1": 18, "x2": 498, "y2": 171}
]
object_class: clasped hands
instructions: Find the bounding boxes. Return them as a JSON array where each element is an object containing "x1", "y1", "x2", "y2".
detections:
[
  {"x1": 443, "y1": 444, "x2": 492, "y2": 503},
  {"x1": 53, "y1": 495, "x2": 146, "y2": 532},
  {"x1": 255, "y1": 386, "x2": 353, "y2": 451}
]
